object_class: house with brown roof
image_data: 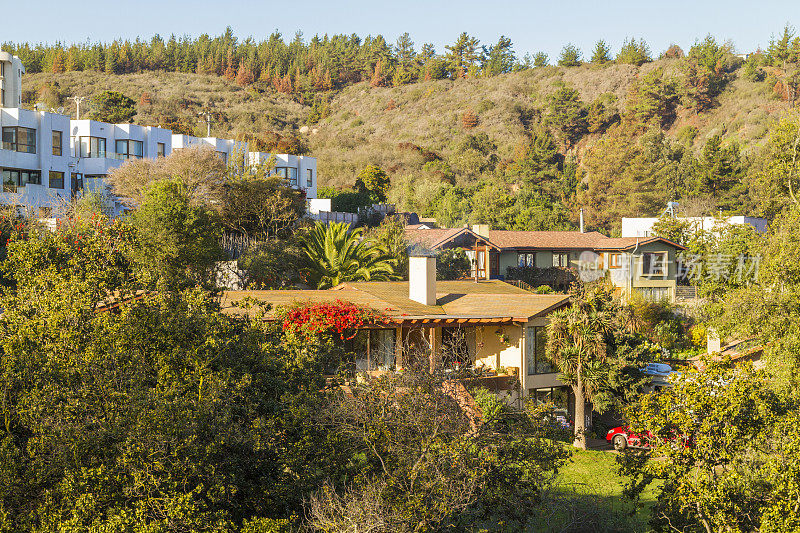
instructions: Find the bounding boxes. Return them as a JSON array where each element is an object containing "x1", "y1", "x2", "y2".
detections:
[
  {"x1": 404, "y1": 225, "x2": 686, "y2": 302},
  {"x1": 221, "y1": 256, "x2": 572, "y2": 409}
]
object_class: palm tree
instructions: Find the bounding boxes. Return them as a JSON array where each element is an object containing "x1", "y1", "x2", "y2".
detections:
[
  {"x1": 545, "y1": 284, "x2": 619, "y2": 449},
  {"x1": 299, "y1": 221, "x2": 400, "y2": 289}
]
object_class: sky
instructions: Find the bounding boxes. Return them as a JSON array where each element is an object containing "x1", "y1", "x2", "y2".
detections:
[{"x1": 4, "y1": 0, "x2": 800, "y2": 59}]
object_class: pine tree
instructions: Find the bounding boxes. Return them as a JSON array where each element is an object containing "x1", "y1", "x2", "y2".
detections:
[
  {"x1": 557, "y1": 44, "x2": 582, "y2": 67},
  {"x1": 590, "y1": 40, "x2": 612, "y2": 64},
  {"x1": 445, "y1": 32, "x2": 480, "y2": 78}
]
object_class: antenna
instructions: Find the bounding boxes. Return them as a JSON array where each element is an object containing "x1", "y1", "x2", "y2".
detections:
[
  {"x1": 198, "y1": 110, "x2": 213, "y2": 137},
  {"x1": 68, "y1": 96, "x2": 86, "y2": 120}
]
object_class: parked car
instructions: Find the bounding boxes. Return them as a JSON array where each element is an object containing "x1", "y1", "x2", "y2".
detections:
[
  {"x1": 606, "y1": 425, "x2": 692, "y2": 451},
  {"x1": 606, "y1": 426, "x2": 652, "y2": 450}
]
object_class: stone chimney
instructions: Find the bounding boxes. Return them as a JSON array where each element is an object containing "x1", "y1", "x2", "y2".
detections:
[{"x1": 409, "y1": 255, "x2": 437, "y2": 306}]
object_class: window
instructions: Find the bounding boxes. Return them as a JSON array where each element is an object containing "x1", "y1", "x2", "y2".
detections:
[
  {"x1": 1, "y1": 168, "x2": 40, "y2": 192},
  {"x1": 52, "y1": 131, "x2": 63, "y2": 156},
  {"x1": 306, "y1": 168, "x2": 313, "y2": 188},
  {"x1": 642, "y1": 252, "x2": 667, "y2": 276},
  {"x1": 71, "y1": 173, "x2": 83, "y2": 194},
  {"x1": 274, "y1": 166, "x2": 298, "y2": 186},
  {"x1": 157, "y1": 142, "x2": 166, "y2": 157},
  {"x1": 637, "y1": 287, "x2": 671, "y2": 301},
  {"x1": 552, "y1": 252, "x2": 570, "y2": 268},
  {"x1": 2, "y1": 127, "x2": 37, "y2": 153},
  {"x1": 353, "y1": 329, "x2": 396, "y2": 371},
  {"x1": 518, "y1": 252, "x2": 536, "y2": 268},
  {"x1": 609, "y1": 253, "x2": 623, "y2": 269},
  {"x1": 115, "y1": 139, "x2": 143, "y2": 160},
  {"x1": 526, "y1": 326, "x2": 551, "y2": 375},
  {"x1": 49, "y1": 171, "x2": 65, "y2": 189},
  {"x1": 215, "y1": 151, "x2": 227, "y2": 164},
  {"x1": 79, "y1": 136, "x2": 106, "y2": 158}
]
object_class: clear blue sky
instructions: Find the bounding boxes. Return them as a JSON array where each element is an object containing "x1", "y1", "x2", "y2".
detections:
[{"x1": 4, "y1": 0, "x2": 800, "y2": 59}]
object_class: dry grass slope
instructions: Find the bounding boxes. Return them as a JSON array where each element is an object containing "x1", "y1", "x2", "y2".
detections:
[{"x1": 26, "y1": 60, "x2": 790, "y2": 189}]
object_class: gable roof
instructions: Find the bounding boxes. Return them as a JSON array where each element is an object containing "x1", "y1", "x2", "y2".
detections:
[
  {"x1": 220, "y1": 280, "x2": 569, "y2": 324},
  {"x1": 483, "y1": 230, "x2": 609, "y2": 250},
  {"x1": 403, "y1": 227, "x2": 501, "y2": 251},
  {"x1": 405, "y1": 227, "x2": 685, "y2": 252}
]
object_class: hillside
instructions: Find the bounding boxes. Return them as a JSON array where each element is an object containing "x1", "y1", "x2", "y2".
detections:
[{"x1": 24, "y1": 58, "x2": 792, "y2": 231}]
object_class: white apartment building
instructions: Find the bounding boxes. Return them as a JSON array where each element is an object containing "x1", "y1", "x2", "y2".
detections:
[
  {"x1": 1, "y1": 106, "x2": 72, "y2": 214},
  {"x1": 621, "y1": 216, "x2": 769, "y2": 238},
  {"x1": 250, "y1": 152, "x2": 317, "y2": 199},
  {"x1": 0, "y1": 52, "x2": 24, "y2": 109},
  {"x1": 0, "y1": 52, "x2": 318, "y2": 215}
]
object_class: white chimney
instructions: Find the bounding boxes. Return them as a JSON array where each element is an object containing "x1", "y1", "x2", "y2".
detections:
[
  {"x1": 409, "y1": 255, "x2": 437, "y2": 306},
  {"x1": 580, "y1": 208, "x2": 584, "y2": 233},
  {"x1": 707, "y1": 328, "x2": 721, "y2": 354}
]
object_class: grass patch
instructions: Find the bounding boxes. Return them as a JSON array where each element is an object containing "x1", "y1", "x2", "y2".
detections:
[{"x1": 526, "y1": 448, "x2": 660, "y2": 532}]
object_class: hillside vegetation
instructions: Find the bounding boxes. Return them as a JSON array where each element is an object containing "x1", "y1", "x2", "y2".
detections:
[{"x1": 19, "y1": 33, "x2": 800, "y2": 233}]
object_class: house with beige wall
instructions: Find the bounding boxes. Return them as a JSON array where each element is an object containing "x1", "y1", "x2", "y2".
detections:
[{"x1": 220, "y1": 255, "x2": 574, "y2": 415}]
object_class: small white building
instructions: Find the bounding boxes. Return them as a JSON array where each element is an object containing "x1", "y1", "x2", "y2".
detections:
[
  {"x1": 621, "y1": 216, "x2": 768, "y2": 238},
  {"x1": 0, "y1": 52, "x2": 24, "y2": 109},
  {"x1": 250, "y1": 152, "x2": 317, "y2": 199}
]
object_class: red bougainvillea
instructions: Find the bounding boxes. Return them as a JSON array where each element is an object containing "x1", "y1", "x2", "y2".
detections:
[{"x1": 278, "y1": 300, "x2": 391, "y2": 341}]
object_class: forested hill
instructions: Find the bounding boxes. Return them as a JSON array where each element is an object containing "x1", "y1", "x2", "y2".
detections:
[{"x1": 13, "y1": 29, "x2": 800, "y2": 234}]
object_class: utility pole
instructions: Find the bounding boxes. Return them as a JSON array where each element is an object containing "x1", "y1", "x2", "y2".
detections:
[
  {"x1": 68, "y1": 96, "x2": 86, "y2": 120},
  {"x1": 198, "y1": 110, "x2": 213, "y2": 137}
]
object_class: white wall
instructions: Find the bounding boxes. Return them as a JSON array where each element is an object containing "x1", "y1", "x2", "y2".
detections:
[
  {"x1": 0, "y1": 52, "x2": 24, "y2": 109},
  {"x1": 0, "y1": 108, "x2": 72, "y2": 212},
  {"x1": 621, "y1": 216, "x2": 769, "y2": 237}
]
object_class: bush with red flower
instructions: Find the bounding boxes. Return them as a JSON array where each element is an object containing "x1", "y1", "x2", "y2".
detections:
[{"x1": 278, "y1": 300, "x2": 391, "y2": 344}]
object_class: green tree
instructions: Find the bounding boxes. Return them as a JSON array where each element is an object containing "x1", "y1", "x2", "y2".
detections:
[
  {"x1": 355, "y1": 164, "x2": 390, "y2": 203},
  {"x1": 590, "y1": 40, "x2": 612, "y2": 64},
  {"x1": 694, "y1": 134, "x2": 742, "y2": 198},
  {"x1": 625, "y1": 68, "x2": 680, "y2": 127},
  {"x1": 532, "y1": 51, "x2": 549, "y2": 67},
  {"x1": 436, "y1": 248, "x2": 471, "y2": 280},
  {"x1": 298, "y1": 221, "x2": 399, "y2": 289},
  {"x1": 483, "y1": 35, "x2": 515, "y2": 76},
  {"x1": 445, "y1": 32, "x2": 480, "y2": 78},
  {"x1": 616, "y1": 37, "x2": 651, "y2": 66},
  {"x1": 620, "y1": 361, "x2": 785, "y2": 533},
  {"x1": 557, "y1": 43, "x2": 582, "y2": 67},
  {"x1": 129, "y1": 178, "x2": 223, "y2": 290},
  {"x1": 768, "y1": 24, "x2": 795, "y2": 69},
  {"x1": 684, "y1": 35, "x2": 733, "y2": 111},
  {"x1": 545, "y1": 284, "x2": 624, "y2": 449},
  {"x1": 88, "y1": 90, "x2": 137, "y2": 123},
  {"x1": 545, "y1": 83, "x2": 588, "y2": 146},
  {"x1": 393, "y1": 32, "x2": 416, "y2": 85}
]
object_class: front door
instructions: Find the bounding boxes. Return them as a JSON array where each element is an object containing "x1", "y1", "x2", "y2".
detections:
[{"x1": 490, "y1": 252, "x2": 500, "y2": 278}]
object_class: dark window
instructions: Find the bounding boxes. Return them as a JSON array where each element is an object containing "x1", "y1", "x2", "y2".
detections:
[
  {"x1": 306, "y1": 168, "x2": 313, "y2": 188},
  {"x1": 275, "y1": 166, "x2": 298, "y2": 186},
  {"x1": 518, "y1": 252, "x2": 536, "y2": 268},
  {"x1": 157, "y1": 142, "x2": 166, "y2": 157},
  {"x1": 2, "y1": 127, "x2": 36, "y2": 153},
  {"x1": 52, "y1": 131, "x2": 63, "y2": 156},
  {"x1": 79, "y1": 136, "x2": 106, "y2": 158},
  {"x1": 642, "y1": 252, "x2": 667, "y2": 276},
  {"x1": 552, "y1": 252, "x2": 570, "y2": 268},
  {"x1": 526, "y1": 326, "x2": 551, "y2": 375},
  {"x1": 115, "y1": 139, "x2": 143, "y2": 160},
  {"x1": 49, "y1": 171, "x2": 65, "y2": 189},
  {"x1": 1, "y1": 168, "x2": 40, "y2": 192}
]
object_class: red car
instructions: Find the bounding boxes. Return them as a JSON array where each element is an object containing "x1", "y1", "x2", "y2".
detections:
[
  {"x1": 606, "y1": 426, "x2": 653, "y2": 450},
  {"x1": 606, "y1": 425, "x2": 691, "y2": 451}
]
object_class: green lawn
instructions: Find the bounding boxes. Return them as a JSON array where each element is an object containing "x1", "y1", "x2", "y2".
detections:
[{"x1": 526, "y1": 448, "x2": 660, "y2": 532}]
